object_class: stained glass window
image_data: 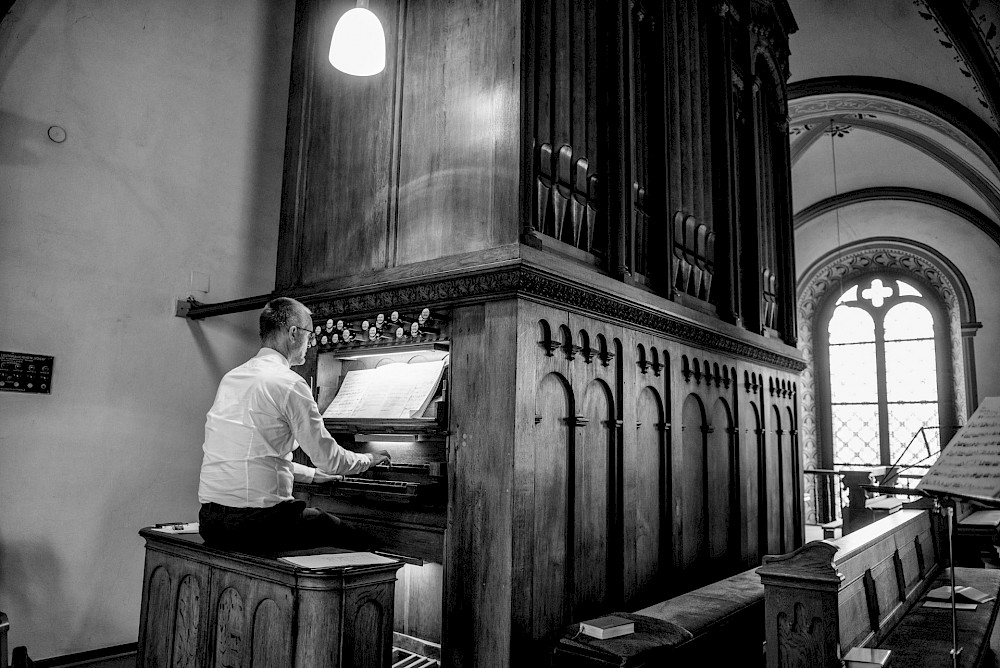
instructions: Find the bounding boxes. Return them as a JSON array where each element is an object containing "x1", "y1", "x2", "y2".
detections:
[{"x1": 825, "y1": 278, "x2": 940, "y2": 473}]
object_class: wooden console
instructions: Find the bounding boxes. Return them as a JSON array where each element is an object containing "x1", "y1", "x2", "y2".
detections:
[{"x1": 136, "y1": 528, "x2": 403, "y2": 668}]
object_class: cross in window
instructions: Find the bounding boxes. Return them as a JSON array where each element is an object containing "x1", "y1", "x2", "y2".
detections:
[{"x1": 861, "y1": 278, "x2": 893, "y2": 308}]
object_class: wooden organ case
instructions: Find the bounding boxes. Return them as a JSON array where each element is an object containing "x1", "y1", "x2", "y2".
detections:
[{"x1": 185, "y1": 0, "x2": 804, "y2": 666}]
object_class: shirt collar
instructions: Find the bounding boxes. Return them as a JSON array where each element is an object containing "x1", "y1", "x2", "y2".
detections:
[{"x1": 255, "y1": 347, "x2": 291, "y2": 368}]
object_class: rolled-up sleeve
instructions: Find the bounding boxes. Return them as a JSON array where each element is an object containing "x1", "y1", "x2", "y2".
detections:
[
  {"x1": 292, "y1": 462, "x2": 316, "y2": 483},
  {"x1": 282, "y1": 379, "x2": 373, "y2": 475}
]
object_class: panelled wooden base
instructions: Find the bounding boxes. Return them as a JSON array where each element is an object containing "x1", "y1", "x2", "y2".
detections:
[{"x1": 137, "y1": 528, "x2": 403, "y2": 668}]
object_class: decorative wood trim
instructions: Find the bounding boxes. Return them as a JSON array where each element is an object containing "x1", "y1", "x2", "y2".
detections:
[
  {"x1": 915, "y1": 535, "x2": 926, "y2": 579},
  {"x1": 539, "y1": 339, "x2": 561, "y2": 356},
  {"x1": 186, "y1": 262, "x2": 804, "y2": 371},
  {"x1": 862, "y1": 569, "x2": 880, "y2": 634},
  {"x1": 892, "y1": 550, "x2": 906, "y2": 603},
  {"x1": 757, "y1": 540, "x2": 842, "y2": 587}
]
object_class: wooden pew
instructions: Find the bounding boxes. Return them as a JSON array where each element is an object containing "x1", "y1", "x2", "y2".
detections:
[
  {"x1": 551, "y1": 567, "x2": 766, "y2": 667},
  {"x1": 757, "y1": 508, "x2": 1000, "y2": 668}
]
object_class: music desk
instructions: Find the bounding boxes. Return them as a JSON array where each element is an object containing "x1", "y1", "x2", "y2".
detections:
[{"x1": 137, "y1": 528, "x2": 403, "y2": 668}]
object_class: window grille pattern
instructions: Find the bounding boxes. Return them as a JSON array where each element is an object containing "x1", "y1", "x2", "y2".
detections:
[{"x1": 826, "y1": 278, "x2": 941, "y2": 470}]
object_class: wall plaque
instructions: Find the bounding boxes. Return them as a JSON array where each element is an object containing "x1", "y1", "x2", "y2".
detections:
[{"x1": 0, "y1": 351, "x2": 54, "y2": 394}]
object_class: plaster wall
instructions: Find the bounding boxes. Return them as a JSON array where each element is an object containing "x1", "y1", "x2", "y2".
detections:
[
  {"x1": 0, "y1": 0, "x2": 293, "y2": 658},
  {"x1": 795, "y1": 200, "x2": 1000, "y2": 403},
  {"x1": 792, "y1": 130, "x2": 994, "y2": 218}
]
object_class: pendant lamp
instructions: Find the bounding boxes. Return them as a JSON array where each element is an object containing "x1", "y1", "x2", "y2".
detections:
[{"x1": 329, "y1": 0, "x2": 386, "y2": 76}]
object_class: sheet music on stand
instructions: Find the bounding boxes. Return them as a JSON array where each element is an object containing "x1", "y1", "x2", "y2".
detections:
[
  {"x1": 913, "y1": 397, "x2": 1000, "y2": 668},
  {"x1": 917, "y1": 397, "x2": 1000, "y2": 507}
]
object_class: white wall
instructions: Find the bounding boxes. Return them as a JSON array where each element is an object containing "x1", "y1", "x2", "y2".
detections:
[{"x1": 0, "y1": 0, "x2": 294, "y2": 658}]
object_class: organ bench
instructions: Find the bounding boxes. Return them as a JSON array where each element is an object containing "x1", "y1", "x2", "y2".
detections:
[{"x1": 136, "y1": 528, "x2": 403, "y2": 668}]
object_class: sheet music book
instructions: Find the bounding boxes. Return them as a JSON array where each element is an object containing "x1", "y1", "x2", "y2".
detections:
[
  {"x1": 322, "y1": 360, "x2": 446, "y2": 419},
  {"x1": 916, "y1": 397, "x2": 1000, "y2": 504},
  {"x1": 926, "y1": 585, "x2": 995, "y2": 604}
]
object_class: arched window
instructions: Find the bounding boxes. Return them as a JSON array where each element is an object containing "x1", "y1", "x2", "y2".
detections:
[{"x1": 820, "y1": 276, "x2": 946, "y2": 473}]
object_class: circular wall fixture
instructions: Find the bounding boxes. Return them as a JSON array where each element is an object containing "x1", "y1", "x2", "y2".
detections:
[{"x1": 47, "y1": 125, "x2": 66, "y2": 143}]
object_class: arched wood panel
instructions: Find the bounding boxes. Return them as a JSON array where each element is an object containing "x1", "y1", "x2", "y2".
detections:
[
  {"x1": 215, "y1": 588, "x2": 245, "y2": 668},
  {"x1": 531, "y1": 372, "x2": 573, "y2": 641},
  {"x1": 141, "y1": 566, "x2": 173, "y2": 668},
  {"x1": 783, "y1": 404, "x2": 799, "y2": 551},
  {"x1": 251, "y1": 599, "x2": 292, "y2": 668},
  {"x1": 707, "y1": 398, "x2": 734, "y2": 565},
  {"x1": 172, "y1": 574, "x2": 201, "y2": 668},
  {"x1": 573, "y1": 379, "x2": 615, "y2": 621},
  {"x1": 679, "y1": 394, "x2": 707, "y2": 573},
  {"x1": 765, "y1": 405, "x2": 783, "y2": 555},
  {"x1": 743, "y1": 401, "x2": 762, "y2": 565},
  {"x1": 634, "y1": 385, "x2": 667, "y2": 597}
]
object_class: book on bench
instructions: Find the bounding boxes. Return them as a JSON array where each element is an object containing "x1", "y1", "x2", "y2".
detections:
[
  {"x1": 923, "y1": 584, "x2": 996, "y2": 610},
  {"x1": 579, "y1": 615, "x2": 635, "y2": 640},
  {"x1": 843, "y1": 647, "x2": 891, "y2": 668}
]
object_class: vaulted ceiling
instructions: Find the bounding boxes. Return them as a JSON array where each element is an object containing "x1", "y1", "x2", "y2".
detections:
[{"x1": 787, "y1": 0, "x2": 1000, "y2": 276}]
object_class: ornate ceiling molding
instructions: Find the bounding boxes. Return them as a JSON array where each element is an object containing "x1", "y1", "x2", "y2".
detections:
[
  {"x1": 917, "y1": 0, "x2": 1000, "y2": 128},
  {"x1": 789, "y1": 112, "x2": 1000, "y2": 220},
  {"x1": 787, "y1": 77, "x2": 1000, "y2": 176},
  {"x1": 793, "y1": 186, "x2": 1000, "y2": 253}
]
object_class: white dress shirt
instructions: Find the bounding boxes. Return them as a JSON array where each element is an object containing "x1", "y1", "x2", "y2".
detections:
[{"x1": 198, "y1": 348, "x2": 373, "y2": 507}]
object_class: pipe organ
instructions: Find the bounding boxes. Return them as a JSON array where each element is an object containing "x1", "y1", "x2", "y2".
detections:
[{"x1": 197, "y1": 0, "x2": 804, "y2": 665}]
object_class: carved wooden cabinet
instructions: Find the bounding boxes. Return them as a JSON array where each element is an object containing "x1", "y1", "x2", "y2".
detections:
[
  {"x1": 220, "y1": 0, "x2": 805, "y2": 665},
  {"x1": 137, "y1": 529, "x2": 403, "y2": 668}
]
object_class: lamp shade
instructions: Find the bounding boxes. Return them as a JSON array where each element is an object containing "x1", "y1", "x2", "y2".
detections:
[{"x1": 328, "y1": 6, "x2": 386, "y2": 76}]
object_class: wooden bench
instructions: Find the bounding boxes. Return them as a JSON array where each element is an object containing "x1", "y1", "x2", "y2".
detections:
[
  {"x1": 757, "y1": 508, "x2": 1000, "y2": 668},
  {"x1": 551, "y1": 567, "x2": 766, "y2": 667},
  {"x1": 137, "y1": 528, "x2": 404, "y2": 668}
]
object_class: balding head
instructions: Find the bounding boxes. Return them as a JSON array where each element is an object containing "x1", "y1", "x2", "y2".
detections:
[{"x1": 260, "y1": 297, "x2": 311, "y2": 347}]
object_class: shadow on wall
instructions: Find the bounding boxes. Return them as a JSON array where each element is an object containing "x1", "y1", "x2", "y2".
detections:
[
  {"x1": 0, "y1": 3, "x2": 58, "y2": 90},
  {"x1": 238, "y1": 0, "x2": 296, "y2": 292},
  {"x1": 0, "y1": 531, "x2": 68, "y2": 654},
  {"x1": 0, "y1": 109, "x2": 52, "y2": 168},
  {"x1": 185, "y1": 315, "x2": 261, "y2": 381}
]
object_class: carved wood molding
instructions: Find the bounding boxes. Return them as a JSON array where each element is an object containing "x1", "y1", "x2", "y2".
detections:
[
  {"x1": 301, "y1": 264, "x2": 805, "y2": 371},
  {"x1": 757, "y1": 541, "x2": 842, "y2": 587}
]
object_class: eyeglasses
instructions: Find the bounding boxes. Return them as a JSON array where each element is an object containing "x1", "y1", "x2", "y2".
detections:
[{"x1": 293, "y1": 324, "x2": 317, "y2": 348}]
